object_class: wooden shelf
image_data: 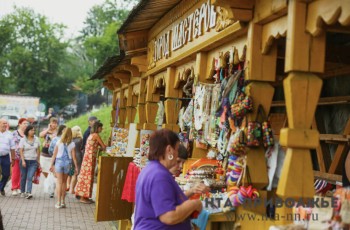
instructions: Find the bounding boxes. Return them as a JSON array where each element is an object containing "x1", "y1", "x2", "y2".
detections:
[
  {"x1": 319, "y1": 134, "x2": 350, "y2": 142},
  {"x1": 314, "y1": 171, "x2": 342, "y2": 185},
  {"x1": 272, "y1": 96, "x2": 350, "y2": 107}
]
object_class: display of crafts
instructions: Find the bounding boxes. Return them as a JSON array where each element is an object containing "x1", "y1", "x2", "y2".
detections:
[
  {"x1": 140, "y1": 130, "x2": 153, "y2": 156},
  {"x1": 183, "y1": 158, "x2": 226, "y2": 189},
  {"x1": 107, "y1": 127, "x2": 129, "y2": 156}
]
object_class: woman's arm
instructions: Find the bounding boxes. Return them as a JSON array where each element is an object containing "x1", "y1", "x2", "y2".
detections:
[
  {"x1": 159, "y1": 199, "x2": 202, "y2": 225},
  {"x1": 36, "y1": 140, "x2": 41, "y2": 164},
  {"x1": 71, "y1": 147, "x2": 78, "y2": 173},
  {"x1": 20, "y1": 147, "x2": 26, "y2": 168},
  {"x1": 49, "y1": 145, "x2": 58, "y2": 172},
  {"x1": 94, "y1": 134, "x2": 106, "y2": 150},
  {"x1": 39, "y1": 128, "x2": 48, "y2": 138}
]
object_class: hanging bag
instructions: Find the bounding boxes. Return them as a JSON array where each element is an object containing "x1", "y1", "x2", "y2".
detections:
[
  {"x1": 230, "y1": 91, "x2": 253, "y2": 120},
  {"x1": 32, "y1": 166, "x2": 42, "y2": 184},
  {"x1": 246, "y1": 105, "x2": 274, "y2": 148}
]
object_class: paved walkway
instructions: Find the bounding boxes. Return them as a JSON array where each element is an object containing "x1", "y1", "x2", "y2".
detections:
[{"x1": 0, "y1": 175, "x2": 115, "y2": 230}]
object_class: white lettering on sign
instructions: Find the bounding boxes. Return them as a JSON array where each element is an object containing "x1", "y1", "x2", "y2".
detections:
[{"x1": 153, "y1": 0, "x2": 217, "y2": 63}]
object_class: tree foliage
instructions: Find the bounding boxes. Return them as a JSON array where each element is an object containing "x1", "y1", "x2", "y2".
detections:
[
  {"x1": 0, "y1": 7, "x2": 75, "y2": 108},
  {"x1": 0, "y1": 0, "x2": 139, "y2": 109},
  {"x1": 73, "y1": 0, "x2": 139, "y2": 95}
]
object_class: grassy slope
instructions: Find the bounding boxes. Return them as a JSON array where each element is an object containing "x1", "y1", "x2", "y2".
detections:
[{"x1": 65, "y1": 105, "x2": 112, "y2": 144}]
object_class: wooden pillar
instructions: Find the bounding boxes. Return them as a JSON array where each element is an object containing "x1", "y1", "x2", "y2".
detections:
[
  {"x1": 234, "y1": 17, "x2": 277, "y2": 229},
  {"x1": 119, "y1": 88, "x2": 126, "y2": 128},
  {"x1": 143, "y1": 76, "x2": 159, "y2": 130},
  {"x1": 137, "y1": 78, "x2": 147, "y2": 130},
  {"x1": 125, "y1": 85, "x2": 137, "y2": 129},
  {"x1": 163, "y1": 67, "x2": 182, "y2": 132},
  {"x1": 275, "y1": 0, "x2": 324, "y2": 226}
]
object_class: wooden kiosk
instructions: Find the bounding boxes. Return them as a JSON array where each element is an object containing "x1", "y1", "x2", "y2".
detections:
[{"x1": 92, "y1": 0, "x2": 350, "y2": 229}]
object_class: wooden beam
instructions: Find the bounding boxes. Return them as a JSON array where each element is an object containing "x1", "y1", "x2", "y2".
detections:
[
  {"x1": 312, "y1": 119, "x2": 326, "y2": 172},
  {"x1": 131, "y1": 55, "x2": 147, "y2": 73},
  {"x1": 113, "y1": 73, "x2": 130, "y2": 84},
  {"x1": 314, "y1": 114, "x2": 332, "y2": 172},
  {"x1": 328, "y1": 118, "x2": 350, "y2": 174},
  {"x1": 122, "y1": 64, "x2": 141, "y2": 78},
  {"x1": 313, "y1": 171, "x2": 342, "y2": 185},
  {"x1": 211, "y1": 0, "x2": 254, "y2": 22},
  {"x1": 271, "y1": 96, "x2": 350, "y2": 107},
  {"x1": 320, "y1": 134, "x2": 350, "y2": 142}
]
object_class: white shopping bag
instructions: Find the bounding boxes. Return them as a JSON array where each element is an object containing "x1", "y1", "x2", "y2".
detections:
[{"x1": 44, "y1": 173, "x2": 56, "y2": 194}]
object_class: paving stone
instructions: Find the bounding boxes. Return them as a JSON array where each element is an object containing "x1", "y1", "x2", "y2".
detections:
[{"x1": 0, "y1": 175, "x2": 116, "y2": 229}]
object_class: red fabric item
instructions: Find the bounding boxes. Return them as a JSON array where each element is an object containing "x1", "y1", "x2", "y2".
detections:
[
  {"x1": 32, "y1": 166, "x2": 42, "y2": 184},
  {"x1": 11, "y1": 159, "x2": 21, "y2": 190},
  {"x1": 122, "y1": 162, "x2": 140, "y2": 203}
]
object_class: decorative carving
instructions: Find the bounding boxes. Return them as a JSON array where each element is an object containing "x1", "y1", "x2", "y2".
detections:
[
  {"x1": 152, "y1": 73, "x2": 166, "y2": 93},
  {"x1": 113, "y1": 73, "x2": 130, "y2": 84},
  {"x1": 262, "y1": 16, "x2": 287, "y2": 54},
  {"x1": 215, "y1": 6, "x2": 234, "y2": 32},
  {"x1": 306, "y1": 0, "x2": 350, "y2": 36},
  {"x1": 148, "y1": 39, "x2": 156, "y2": 70},
  {"x1": 131, "y1": 55, "x2": 147, "y2": 73}
]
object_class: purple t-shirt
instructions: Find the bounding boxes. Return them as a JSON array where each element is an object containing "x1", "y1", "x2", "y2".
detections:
[{"x1": 134, "y1": 161, "x2": 191, "y2": 230}]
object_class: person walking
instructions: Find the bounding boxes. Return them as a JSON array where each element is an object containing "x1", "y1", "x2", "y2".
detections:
[
  {"x1": 39, "y1": 117, "x2": 58, "y2": 178},
  {"x1": 75, "y1": 121, "x2": 106, "y2": 204},
  {"x1": 19, "y1": 125, "x2": 40, "y2": 199},
  {"x1": 69, "y1": 126, "x2": 83, "y2": 194},
  {"x1": 11, "y1": 118, "x2": 29, "y2": 196},
  {"x1": 49, "y1": 127, "x2": 78, "y2": 209},
  {"x1": 0, "y1": 118, "x2": 15, "y2": 196}
]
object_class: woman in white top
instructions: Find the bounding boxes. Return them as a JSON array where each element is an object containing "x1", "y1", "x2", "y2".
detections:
[
  {"x1": 50, "y1": 127, "x2": 78, "y2": 209},
  {"x1": 19, "y1": 125, "x2": 41, "y2": 199}
]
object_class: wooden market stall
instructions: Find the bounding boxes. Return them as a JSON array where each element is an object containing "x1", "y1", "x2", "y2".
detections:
[{"x1": 91, "y1": 0, "x2": 350, "y2": 229}]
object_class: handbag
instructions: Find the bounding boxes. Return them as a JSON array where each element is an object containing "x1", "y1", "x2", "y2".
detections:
[
  {"x1": 226, "y1": 128, "x2": 246, "y2": 155},
  {"x1": 32, "y1": 166, "x2": 42, "y2": 184},
  {"x1": 230, "y1": 91, "x2": 253, "y2": 119},
  {"x1": 246, "y1": 105, "x2": 274, "y2": 148}
]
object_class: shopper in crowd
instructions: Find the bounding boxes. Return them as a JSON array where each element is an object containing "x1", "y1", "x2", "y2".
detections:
[
  {"x1": 48, "y1": 125, "x2": 67, "y2": 157},
  {"x1": 0, "y1": 118, "x2": 15, "y2": 196},
  {"x1": 50, "y1": 127, "x2": 78, "y2": 209},
  {"x1": 19, "y1": 125, "x2": 40, "y2": 199},
  {"x1": 39, "y1": 117, "x2": 58, "y2": 178},
  {"x1": 11, "y1": 118, "x2": 29, "y2": 196},
  {"x1": 75, "y1": 120, "x2": 106, "y2": 204},
  {"x1": 134, "y1": 129, "x2": 202, "y2": 229},
  {"x1": 81, "y1": 116, "x2": 98, "y2": 153},
  {"x1": 58, "y1": 114, "x2": 65, "y2": 126},
  {"x1": 45, "y1": 108, "x2": 56, "y2": 120},
  {"x1": 169, "y1": 144, "x2": 210, "y2": 198},
  {"x1": 69, "y1": 126, "x2": 83, "y2": 194}
]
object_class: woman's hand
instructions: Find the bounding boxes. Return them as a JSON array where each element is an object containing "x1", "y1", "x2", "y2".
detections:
[
  {"x1": 22, "y1": 160, "x2": 26, "y2": 168},
  {"x1": 192, "y1": 183, "x2": 210, "y2": 194},
  {"x1": 49, "y1": 165, "x2": 54, "y2": 172}
]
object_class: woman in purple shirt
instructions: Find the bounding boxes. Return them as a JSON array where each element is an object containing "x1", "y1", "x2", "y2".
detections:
[{"x1": 134, "y1": 129, "x2": 202, "y2": 230}]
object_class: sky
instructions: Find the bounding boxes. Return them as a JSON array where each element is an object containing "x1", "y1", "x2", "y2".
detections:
[{"x1": 0, "y1": 0, "x2": 107, "y2": 38}]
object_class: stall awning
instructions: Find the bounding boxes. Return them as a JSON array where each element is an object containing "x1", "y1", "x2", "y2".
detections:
[{"x1": 118, "y1": 0, "x2": 182, "y2": 34}]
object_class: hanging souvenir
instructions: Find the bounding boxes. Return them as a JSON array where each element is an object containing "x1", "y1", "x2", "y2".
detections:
[{"x1": 194, "y1": 84, "x2": 205, "y2": 130}]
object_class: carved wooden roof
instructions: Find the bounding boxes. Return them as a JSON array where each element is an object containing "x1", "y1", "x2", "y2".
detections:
[
  {"x1": 91, "y1": 52, "x2": 126, "y2": 80},
  {"x1": 118, "y1": 0, "x2": 182, "y2": 34}
]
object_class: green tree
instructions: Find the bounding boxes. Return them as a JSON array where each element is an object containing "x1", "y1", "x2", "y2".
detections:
[
  {"x1": 73, "y1": 0, "x2": 139, "y2": 94},
  {"x1": 0, "y1": 7, "x2": 76, "y2": 108}
]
